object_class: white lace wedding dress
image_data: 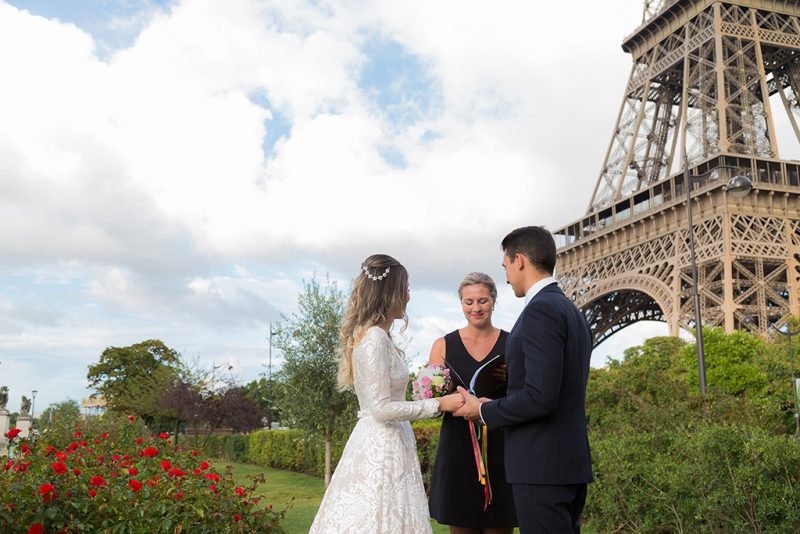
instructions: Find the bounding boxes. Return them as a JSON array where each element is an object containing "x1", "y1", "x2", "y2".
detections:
[{"x1": 309, "y1": 326, "x2": 440, "y2": 533}]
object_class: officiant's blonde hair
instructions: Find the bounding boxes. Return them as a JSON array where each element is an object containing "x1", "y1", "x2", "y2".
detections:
[{"x1": 338, "y1": 254, "x2": 409, "y2": 389}]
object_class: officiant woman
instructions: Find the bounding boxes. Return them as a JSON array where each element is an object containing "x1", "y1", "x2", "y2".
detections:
[{"x1": 428, "y1": 272, "x2": 517, "y2": 534}]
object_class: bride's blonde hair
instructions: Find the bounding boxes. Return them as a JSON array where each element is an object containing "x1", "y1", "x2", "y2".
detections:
[{"x1": 338, "y1": 254, "x2": 409, "y2": 389}]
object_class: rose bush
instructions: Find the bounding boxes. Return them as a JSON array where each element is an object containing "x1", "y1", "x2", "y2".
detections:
[{"x1": 1, "y1": 412, "x2": 285, "y2": 533}]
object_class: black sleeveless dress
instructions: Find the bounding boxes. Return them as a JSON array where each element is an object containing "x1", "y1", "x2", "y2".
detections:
[{"x1": 428, "y1": 330, "x2": 517, "y2": 528}]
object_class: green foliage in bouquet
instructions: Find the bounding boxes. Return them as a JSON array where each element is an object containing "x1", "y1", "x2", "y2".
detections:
[{"x1": 1, "y1": 412, "x2": 286, "y2": 533}]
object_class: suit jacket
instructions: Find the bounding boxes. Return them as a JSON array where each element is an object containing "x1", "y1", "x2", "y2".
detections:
[{"x1": 481, "y1": 282, "x2": 593, "y2": 485}]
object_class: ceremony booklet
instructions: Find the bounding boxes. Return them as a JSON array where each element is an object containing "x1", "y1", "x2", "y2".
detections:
[{"x1": 447, "y1": 354, "x2": 505, "y2": 398}]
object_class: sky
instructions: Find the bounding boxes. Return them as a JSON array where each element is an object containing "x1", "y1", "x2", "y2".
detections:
[{"x1": 0, "y1": 0, "x2": 664, "y2": 414}]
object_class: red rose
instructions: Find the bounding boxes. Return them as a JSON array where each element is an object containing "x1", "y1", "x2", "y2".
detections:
[
  {"x1": 159, "y1": 432, "x2": 169, "y2": 440},
  {"x1": 102, "y1": 432, "x2": 108, "y2": 439},
  {"x1": 193, "y1": 468, "x2": 201, "y2": 475},
  {"x1": 28, "y1": 523, "x2": 45, "y2": 534},
  {"x1": 20, "y1": 443, "x2": 31, "y2": 454},
  {"x1": 39, "y1": 483, "x2": 55, "y2": 497},
  {"x1": 204, "y1": 473, "x2": 220, "y2": 482},
  {"x1": 168, "y1": 467, "x2": 186, "y2": 478},
  {"x1": 146, "y1": 477, "x2": 159, "y2": 487},
  {"x1": 129, "y1": 479, "x2": 143, "y2": 492},
  {"x1": 234, "y1": 514, "x2": 241, "y2": 522},
  {"x1": 175, "y1": 491, "x2": 183, "y2": 499},
  {"x1": 52, "y1": 461, "x2": 67, "y2": 475},
  {"x1": 90, "y1": 476, "x2": 106, "y2": 487},
  {"x1": 135, "y1": 437, "x2": 144, "y2": 444},
  {"x1": 160, "y1": 460, "x2": 171, "y2": 471},
  {"x1": 199, "y1": 461, "x2": 210, "y2": 470},
  {"x1": 142, "y1": 446, "x2": 158, "y2": 458},
  {"x1": 128, "y1": 467, "x2": 138, "y2": 476},
  {"x1": 5, "y1": 428, "x2": 21, "y2": 439},
  {"x1": 209, "y1": 484, "x2": 218, "y2": 493},
  {"x1": 46, "y1": 445, "x2": 56, "y2": 455},
  {"x1": 4, "y1": 461, "x2": 12, "y2": 471},
  {"x1": 89, "y1": 489, "x2": 96, "y2": 498},
  {"x1": 191, "y1": 450, "x2": 198, "y2": 456},
  {"x1": 128, "y1": 415, "x2": 135, "y2": 421},
  {"x1": 55, "y1": 451, "x2": 67, "y2": 461},
  {"x1": 235, "y1": 486, "x2": 246, "y2": 496},
  {"x1": 74, "y1": 431, "x2": 82, "y2": 438},
  {"x1": 73, "y1": 468, "x2": 81, "y2": 476}
]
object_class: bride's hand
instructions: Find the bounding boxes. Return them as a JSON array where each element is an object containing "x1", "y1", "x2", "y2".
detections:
[{"x1": 437, "y1": 392, "x2": 465, "y2": 413}]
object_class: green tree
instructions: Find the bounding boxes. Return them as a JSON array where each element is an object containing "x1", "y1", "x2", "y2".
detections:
[
  {"x1": 37, "y1": 400, "x2": 80, "y2": 434},
  {"x1": 86, "y1": 339, "x2": 181, "y2": 427},
  {"x1": 243, "y1": 376, "x2": 284, "y2": 427},
  {"x1": 273, "y1": 277, "x2": 357, "y2": 487}
]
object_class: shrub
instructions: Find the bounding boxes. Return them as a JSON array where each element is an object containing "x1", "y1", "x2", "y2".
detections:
[
  {"x1": 203, "y1": 434, "x2": 250, "y2": 464},
  {"x1": 411, "y1": 419, "x2": 441, "y2": 492},
  {"x1": 586, "y1": 423, "x2": 800, "y2": 532},
  {"x1": 248, "y1": 429, "x2": 321, "y2": 475},
  {"x1": 1, "y1": 414, "x2": 286, "y2": 533}
]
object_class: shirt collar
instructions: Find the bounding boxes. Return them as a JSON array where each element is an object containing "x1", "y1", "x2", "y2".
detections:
[{"x1": 524, "y1": 276, "x2": 557, "y2": 306}]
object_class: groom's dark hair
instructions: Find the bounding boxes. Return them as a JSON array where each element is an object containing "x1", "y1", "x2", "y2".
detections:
[{"x1": 501, "y1": 226, "x2": 556, "y2": 275}]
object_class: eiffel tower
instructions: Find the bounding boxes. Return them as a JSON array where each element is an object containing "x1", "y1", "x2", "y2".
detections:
[{"x1": 554, "y1": 0, "x2": 800, "y2": 346}]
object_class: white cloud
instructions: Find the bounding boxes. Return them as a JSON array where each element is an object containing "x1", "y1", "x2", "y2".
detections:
[{"x1": 0, "y1": 0, "x2": 660, "y2": 410}]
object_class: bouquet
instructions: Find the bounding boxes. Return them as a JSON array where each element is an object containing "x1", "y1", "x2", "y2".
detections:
[{"x1": 411, "y1": 363, "x2": 453, "y2": 400}]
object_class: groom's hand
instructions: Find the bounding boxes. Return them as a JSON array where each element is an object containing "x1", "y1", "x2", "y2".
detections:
[{"x1": 453, "y1": 386, "x2": 489, "y2": 422}]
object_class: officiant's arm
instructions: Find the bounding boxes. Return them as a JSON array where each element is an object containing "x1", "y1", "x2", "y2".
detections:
[
  {"x1": 481, "y1": 303, "x2": 563, "y2": 430},
  {"x1": 428, "y1": 337, "x2": 445, "y2": 366}
]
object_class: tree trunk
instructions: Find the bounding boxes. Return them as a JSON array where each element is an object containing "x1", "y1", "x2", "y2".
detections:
[{"x1": 324, "y1": 424, "x2": 332, "y2": 488}]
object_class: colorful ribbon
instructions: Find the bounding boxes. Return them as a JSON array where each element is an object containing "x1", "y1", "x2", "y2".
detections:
[{"x1": 468, "y1": 416, "x2": 492, "y2": 510}]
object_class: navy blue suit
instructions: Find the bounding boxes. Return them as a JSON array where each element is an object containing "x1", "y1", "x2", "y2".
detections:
[{"x1": 481, "y1": 282, "x2": 592, "y2": 532}]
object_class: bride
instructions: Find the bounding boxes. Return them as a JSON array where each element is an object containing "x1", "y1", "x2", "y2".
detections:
[{"x1": 309, "y1": 254, "x2": 465, "y2": 533}]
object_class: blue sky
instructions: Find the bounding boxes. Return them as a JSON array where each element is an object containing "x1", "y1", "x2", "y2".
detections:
[{"x1": 0, "y1": 0, "x2": 659, "y2": 414}]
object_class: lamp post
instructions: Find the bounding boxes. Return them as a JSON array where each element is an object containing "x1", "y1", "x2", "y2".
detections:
[
  {"x1": 683, "y1": 161, "x2": 753, "y2": 393},
  {"x1": 773, "y1": 325, "x2": 800, "y2": 435},
  {"x1": 267, "y1": 323, "x2": 277, "y2": 429}
]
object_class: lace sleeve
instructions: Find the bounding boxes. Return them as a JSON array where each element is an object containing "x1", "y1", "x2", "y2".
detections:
[{"x1": 354, "y1": 330, "x2": 440, "y2": 423}]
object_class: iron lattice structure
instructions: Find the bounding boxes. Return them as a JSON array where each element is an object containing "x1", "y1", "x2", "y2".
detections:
[{"x1": 555, "y1": 0, "x2": 800, "y2": 346}]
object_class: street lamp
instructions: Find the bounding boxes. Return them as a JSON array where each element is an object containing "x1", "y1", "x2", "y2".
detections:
[
  {"x1": 683, "y1": 161, "x2": 753, "y2": 393},
  {"x1": 773, "y1": 324, "x2": 800, "y2": 435},
  {"x1": 267, "y1": 323, "x2": 277, "y2": 429}
]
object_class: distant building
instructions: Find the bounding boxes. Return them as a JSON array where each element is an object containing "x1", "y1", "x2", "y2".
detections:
[{"x1": 80, "y1": 396, "x2": 107, "y2": 417}]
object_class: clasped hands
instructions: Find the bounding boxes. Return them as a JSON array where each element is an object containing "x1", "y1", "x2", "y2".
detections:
[{"x1": 437, "y1": 386, "x2": 490, "y2": 423}]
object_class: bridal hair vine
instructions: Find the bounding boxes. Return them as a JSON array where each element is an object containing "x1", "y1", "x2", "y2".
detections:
[{"x1": 362, "y1": 264, "x2": 391, "y2": 281}]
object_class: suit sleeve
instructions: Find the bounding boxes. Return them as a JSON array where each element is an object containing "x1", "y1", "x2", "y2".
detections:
[{"x1": 481, "y1": 300, "x2": 565, "y2": 430}]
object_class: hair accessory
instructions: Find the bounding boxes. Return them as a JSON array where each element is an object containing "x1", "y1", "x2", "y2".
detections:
[{"x1": 362, "y1": 265, "x2": 391, "y2": 281}]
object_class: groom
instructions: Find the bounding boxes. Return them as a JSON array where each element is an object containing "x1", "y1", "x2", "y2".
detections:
[{"x1": 454, "y1": 226, "x2": 593, "y2": 533}]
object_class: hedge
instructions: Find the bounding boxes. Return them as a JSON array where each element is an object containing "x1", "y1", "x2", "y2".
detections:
[{"x1": 201, "y1": 419, "x2": 442, "y2": 482}]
